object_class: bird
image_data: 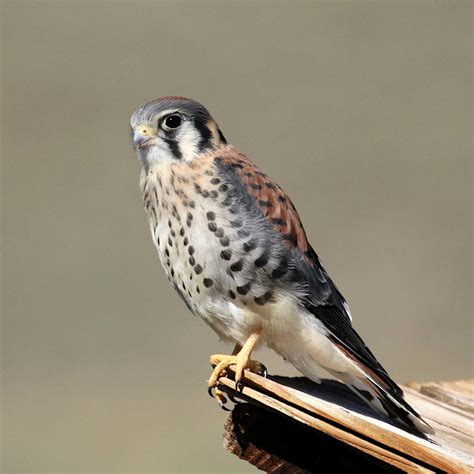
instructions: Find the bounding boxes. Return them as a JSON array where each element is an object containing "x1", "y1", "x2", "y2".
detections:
[{"x1": 130, "y1": 96, "x2": 433, "y2": 436}]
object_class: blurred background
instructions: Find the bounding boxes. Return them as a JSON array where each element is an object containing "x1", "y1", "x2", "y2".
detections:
[{"x1": 1, "y1": 1, "x2": 472, "y2": 472}]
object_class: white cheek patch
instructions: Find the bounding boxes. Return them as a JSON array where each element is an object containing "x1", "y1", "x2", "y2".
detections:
[{"x1": 177, "y1": 123, "x2": 201, "y2": 162}]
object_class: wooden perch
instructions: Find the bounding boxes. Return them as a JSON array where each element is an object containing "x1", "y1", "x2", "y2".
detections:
[{"x1": 216, "y1": 370, "x2": 473, "y2": 473}]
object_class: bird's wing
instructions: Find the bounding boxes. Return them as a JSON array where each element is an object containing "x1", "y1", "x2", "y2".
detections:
[
  {"x1": 213, "y1": 149, "x2": 405, "y2": 398},
  {"x1": 213, "y1": 148, "x2": 430, "y2": 434}
]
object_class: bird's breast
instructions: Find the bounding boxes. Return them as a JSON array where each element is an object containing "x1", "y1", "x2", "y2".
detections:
[{"x1": 140, "y1": 159, "x2": 298, "y2": 340}]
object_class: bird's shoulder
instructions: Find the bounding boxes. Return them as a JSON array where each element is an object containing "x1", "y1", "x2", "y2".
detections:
[{"x1": 204, "y1": 146, "x2": 322, "y2": 268}]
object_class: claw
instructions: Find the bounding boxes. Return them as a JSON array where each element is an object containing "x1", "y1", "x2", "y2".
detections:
[
  {"x1": 218, "y1": 400, "x2": 231, "y2": 411},
  {"x1": 208, "y1": 386, "x2": 215, "y2": 399},
  {"x1": 214, "y1": 387, "x2": 229, "y2": 409}
]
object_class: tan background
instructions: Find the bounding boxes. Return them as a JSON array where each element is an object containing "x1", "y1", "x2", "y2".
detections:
[{"x1": 1, "y1": 1, "x2": 472, "y2": 472}]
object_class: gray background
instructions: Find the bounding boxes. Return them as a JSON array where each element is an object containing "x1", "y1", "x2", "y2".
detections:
[{"x1": 1, "y1": 1, "x2": 472, "y2": 472}]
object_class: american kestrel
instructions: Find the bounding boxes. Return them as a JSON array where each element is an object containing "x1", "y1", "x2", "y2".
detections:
[{"x1": 130, "y1": 97, "x2": 432, "y2": 435}]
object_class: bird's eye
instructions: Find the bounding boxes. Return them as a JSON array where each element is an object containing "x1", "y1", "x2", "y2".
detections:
[{"x1": 162, "y1": 114, "x2": 182, "y2": 130}]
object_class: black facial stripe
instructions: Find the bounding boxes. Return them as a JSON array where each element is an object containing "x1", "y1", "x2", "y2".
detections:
[
  {"x1": 163, "y1": 138, "x2": 182, "y2": 159},
  {"x1": 194, "y1": 119, "x2": 213, "y2": 152}
]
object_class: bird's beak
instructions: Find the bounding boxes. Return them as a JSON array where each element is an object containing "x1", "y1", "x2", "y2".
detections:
[{"x1": 133, "y1": 125, "x2": 156, "y2": 150}]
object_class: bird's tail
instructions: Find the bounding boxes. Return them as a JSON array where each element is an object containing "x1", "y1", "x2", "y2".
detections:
[{"x1": 334, "y1": 369, "x2": 434, "y2": 437}]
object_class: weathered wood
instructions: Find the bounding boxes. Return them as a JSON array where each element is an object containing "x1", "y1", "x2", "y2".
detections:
[{"x1": 218, "y1": 371, "x2": 473, "y2": 473}]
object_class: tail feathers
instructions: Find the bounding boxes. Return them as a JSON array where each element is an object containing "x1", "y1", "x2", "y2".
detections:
[{"x1": 343, "y1": 373, "x2": 434, "y2": 437}]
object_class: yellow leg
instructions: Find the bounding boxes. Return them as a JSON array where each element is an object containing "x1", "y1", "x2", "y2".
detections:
[{"x1": 208, "y1": 330, "x2": 265, "y2": 406}]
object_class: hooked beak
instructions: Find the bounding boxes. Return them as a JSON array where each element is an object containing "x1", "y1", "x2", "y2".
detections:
[{"x1": 132, "y1": 126, "x2": 156, "y2": 150}]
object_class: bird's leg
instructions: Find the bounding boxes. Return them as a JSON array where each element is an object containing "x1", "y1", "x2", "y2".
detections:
[{"x1": 208, "y1": 329, "x2": 266, "y2": 406}]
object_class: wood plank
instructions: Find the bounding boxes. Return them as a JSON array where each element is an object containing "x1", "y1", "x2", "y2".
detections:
[
  {"x1": 218, "y1": 372, "x2": 473, "y2": 473},
  {"x1": 409, "y1": 381, "x2": 474, "y2": 414}
]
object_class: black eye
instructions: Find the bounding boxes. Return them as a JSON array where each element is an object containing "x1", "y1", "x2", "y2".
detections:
[{"x1": 163, "y1": 114, "x2": 182, "y2": 130}]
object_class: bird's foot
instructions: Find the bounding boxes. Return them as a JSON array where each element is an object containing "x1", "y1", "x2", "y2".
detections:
[{"x1": 207, "y1": 353, "x2": 266, "y2": 406}]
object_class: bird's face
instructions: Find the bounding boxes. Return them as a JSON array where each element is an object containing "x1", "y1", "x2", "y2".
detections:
[{"x1": 130, "y1": 97, "x2": 227, "y2": 166}]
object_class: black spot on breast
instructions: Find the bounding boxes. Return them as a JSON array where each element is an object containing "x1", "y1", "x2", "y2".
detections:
[
  {"x1": 179, "y1": 227, "x2": 185, "y2": 236},
  {"x1": 271, "y1": 258, "x2": 288, "y2": 279},
  {"x1": 230, "y1": 219, "x2": 242, "y2": 228},
  {"x1": 221, "y1": 196, "x2": 232, "y2": 206},
  {"x1": 171, "y1": 268, "x2": 175, "y2": 277},
  {"x1": 189, "y1": 201, "x2": 195, "y2": 208},
  {"x1": 220, "y1": 236, "x2": 230, "y2": 247},
  {"x1": 219, "y1": 184, "x2": 229, "y2": 193},
  {"x1": 202, "y1": 190, "x2": 209, "y2": 198},
  {"x1": 243, "y1": 240, "x2": 257, "y2": 252},
  {"x1": 215, "y1": 228, "x2": 224, "y2": 238},
  {"x1": 238, "y1": 229, "x2": 250, "y2": 238},
  {"x1": 236, "y1": 283, "x2": 251, "y2": 295},
  {"x1": 165, "y1": 247, "x2": 170, "y2": 257},
  {"x1": 230, "y1": 259, "x2": 243, "y2": 272},
  {"x1": 189, "y1": 256, "x2": 195, "y2": 266},
  {"x1": 196, "y1": 286, "x2": 200, "y2": 293},
  {"x1": 183, "y1": 237, "x2": 189, "y2": 246},
  {"x1": 193, "y1": 265, "x2": 202, "y2": 277},
  {"x1": 208, "y1": 222, "x2": 217, "y2": 232},
  {"x1": 207, "y1": 211, "x2": 216, "y2": 221},
  {"x1": 188, "y1": 246, "x2": 195, "y2": 255},
  {"x1": 203, "y1": 278, "x2": 213, "y2": 288},
  {"x1": 168, "y1": 237, "x2": 173, "y2": 247},
  {"x1": 254, "y1": 251, "x2": 269, "y2": 268},
  {"x1": 211, "y1": 178, "x2": 220, "y2": 185},
  {"x1": 210, "y1": 190, "x2": 218, "y2": 198},
  {"x1": 220, "y1": 249, "x2": 232, "y2": 260},
  {"x1": 228, "y1": 290, "x2": 236, "y2": 299},
  {"x1": 254, "y1": 291, "x2": 274, "y2": 306}
]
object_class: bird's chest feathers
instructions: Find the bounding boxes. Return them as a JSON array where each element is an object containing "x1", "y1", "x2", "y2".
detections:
[
  {"x1": 140, "y1": 159, "x2": 289, "y2": 343},
  {"x1": 140, "y1": 162, "x2": 227, "y2": 309}
]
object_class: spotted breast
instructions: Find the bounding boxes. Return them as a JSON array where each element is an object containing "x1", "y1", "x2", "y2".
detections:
[{"x1": 140, "y1": 146, "x2": 311, "y2": 344}]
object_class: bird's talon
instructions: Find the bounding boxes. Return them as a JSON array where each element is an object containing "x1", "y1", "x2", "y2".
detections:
[
  {"x1": 214, "y1": 387, "x2": 228, "y2": 408},
  {"x1": 218, "y1": 400, "x2": 231, "y2": 411}
]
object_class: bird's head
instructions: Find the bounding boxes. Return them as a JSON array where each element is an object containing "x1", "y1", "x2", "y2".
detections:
[{"x1": 130, "y1": 97, "x2": 227, "y2": 165}]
